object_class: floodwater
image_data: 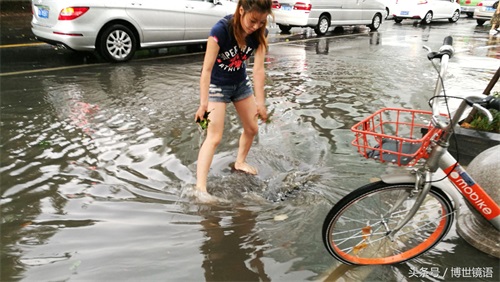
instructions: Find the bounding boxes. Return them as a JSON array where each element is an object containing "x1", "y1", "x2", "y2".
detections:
[{"x1": 1, "y1": 22, "x2": 500, "y2": 281}]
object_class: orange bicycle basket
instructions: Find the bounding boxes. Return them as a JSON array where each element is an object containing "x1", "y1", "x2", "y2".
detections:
[{"x1": 351, "y1": 108, "x2": 444, "y2": 166}]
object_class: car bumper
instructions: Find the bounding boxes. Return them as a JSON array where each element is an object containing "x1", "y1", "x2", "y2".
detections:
[
  {"x1": 473, "y1": 11, "x2": 494, "y2": 20},
  {"x1": 461, "y1": 6, "x2": 476, "y2": 13},
  {"x1": 272, "y1": 9, "x2": 311, "y2": 27},
  {"x1": 474, "y1": 6, "x2": 495, "y2": 19},
  {"x1": 392, "y1": 7, "x2": 426, "y2": 19},
  {"x1": 31, "y1": 21, "x2": 97, "y2": 51}
]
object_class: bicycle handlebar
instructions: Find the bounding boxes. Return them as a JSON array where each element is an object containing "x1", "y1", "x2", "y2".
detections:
[
  {"x1": 487, "y1": 96, "x2": 500, "y2": 111},
  {"x1": 428, "y1": 37, "x2": 497, "y2": 131},
  {"x1": 439, "y1": 36, "x2": 454, "y2": 58},
  {"x1": 442, "y1": 36, "x2": 453, "y2": 46},
  {"x1": 468, "y1": 96, "x2": 500, "y2": 122},
  {"x1": 425, "y1": 36, "x2": 455, "y2": 61}
]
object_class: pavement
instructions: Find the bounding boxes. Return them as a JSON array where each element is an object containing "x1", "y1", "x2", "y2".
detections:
[{"x1": 0, "y1": 0, "x2": 35, "y2": 45}]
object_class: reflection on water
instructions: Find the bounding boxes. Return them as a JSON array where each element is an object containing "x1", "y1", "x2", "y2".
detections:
[
  {"x1": 486, "y1": 34, "x2": 500, "y2": 59},
  {"x1": 1, "y1": 30, "x2": 499, "y2": 281},
  {"x1": 200, "y1": 206, "x2": 270, "y2": 281}
]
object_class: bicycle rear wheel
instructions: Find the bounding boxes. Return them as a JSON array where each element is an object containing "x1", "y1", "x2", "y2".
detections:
[{"x1": 322, "y1": 181, "x2": 454, "y2": 265}]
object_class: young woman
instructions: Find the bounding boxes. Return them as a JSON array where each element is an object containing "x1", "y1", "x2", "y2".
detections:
[
  {"x1": 194, "y1": 0, "x2": 273, "y2": 193},
  {"x1": 490, "y1": 2, "x2": 500, "y2": 35}
]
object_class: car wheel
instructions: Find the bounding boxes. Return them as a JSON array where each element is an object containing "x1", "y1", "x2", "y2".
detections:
[
  {"x1": 448, "y1": 10, "x2": 460, "y2": 22},
  {"x1": 278, "y1": 24, "x2": 292, "y2": 33},
  {"x1": 314, "y1": 15, "x2": 330, "y2": 36},
  {"x1": 98, "y1": 24, "x2": 137, "y2": 63},
  {"x1": 476, "y1": 19, "x2": 486, "y2": 26},
  {"x1": 368, "y1": 13, "x2": 382, "y2": 31},
  {"x1": 394, "y1": 18, "x2": 403, "y2": 23},
  {"x1": 421, "y1": 11, "x2": 432, "y2": 24}
]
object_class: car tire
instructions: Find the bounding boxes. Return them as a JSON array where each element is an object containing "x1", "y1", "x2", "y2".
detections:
[
  {"x1": 98, "y1": 24, "x2": 137, "y2": 63},
  {"x1": 476, "y1": 19, "x2": 486, "y2": 26},
  {"x1": 368, "y1": 13, "x2": 382, "y2": 31},
  {"x1": 394, "y1": 18, "x2": 403, "y2": 23},
  {"x1": 421, "y1": 11, "x2": 432, "y2": 25},
  {"x1": 278, "y1": 24, "x2": 292, "y2": 33},
  {"x1": 314, "y1": 15, "x2": 330, "y2": 36},
  {"x1": 448, "y1": 10, "x2": 460, "y2": 22}
]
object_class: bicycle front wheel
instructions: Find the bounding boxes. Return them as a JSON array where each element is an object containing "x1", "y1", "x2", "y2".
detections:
[{"x1": 322, "y1": 181, "x2": 454, "y2": 265}]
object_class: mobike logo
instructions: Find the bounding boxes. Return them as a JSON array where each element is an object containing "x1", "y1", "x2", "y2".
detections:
[{"x1": 449, "y1": 171, "x2": 492, "y2": 217}]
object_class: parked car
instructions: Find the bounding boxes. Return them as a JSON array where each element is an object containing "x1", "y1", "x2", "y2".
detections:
[
  {"x1": 474, "y1": 0, "x2": 498, "y2": 25},
  {"x1": 459, "y1": 0, "x2": 483, "y2": 17},
  {"x1": 31, "y1": 0, "x2": 237, "y2": 62},
  {"x1": 392, "y1": 0, "x2": 461, "y2": 24},
  {"x1": 378, "y1": 0, "x2": 399, "y2": 19},
  {"x1": 271, "y1": 0, "x2": 386, "y2": 35}
]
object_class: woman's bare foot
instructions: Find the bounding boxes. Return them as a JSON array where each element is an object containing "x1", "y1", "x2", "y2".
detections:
[
  {"x1": 196, "y1": 186, "x2": 207, "y2": 193},
  {"x1": 234, "y1": 162, "x2": 257, "y2": 175},
  {"x1": 182, "y1": 185, "x2": 218, "y2": 203},
  {"x1": 192, "y1": 190, "x2": 218, "y2": 203}
]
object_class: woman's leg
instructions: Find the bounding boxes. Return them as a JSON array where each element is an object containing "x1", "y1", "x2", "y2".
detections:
[
  {"x1": 234, "y1": 96, "x2": 259, "y2": 174},
  {"x1": 196, "y1": 102, "x2": 227, "y2": 192}
]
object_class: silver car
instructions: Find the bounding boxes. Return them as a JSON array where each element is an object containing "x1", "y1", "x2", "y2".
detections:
[
  {"x1": 271, "y1": 0, "x2": 386, "y2": 35},
  {"x1": 31, "y1": 0, "x2": 237, "y2": 62},
  {"x1": 474, "y1": 0, "x2": 498, "y2": 26}
]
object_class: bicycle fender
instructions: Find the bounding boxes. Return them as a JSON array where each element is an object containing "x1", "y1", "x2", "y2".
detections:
[{"x1": 380, "y1": 172, "x2": 462, "y2": 212}]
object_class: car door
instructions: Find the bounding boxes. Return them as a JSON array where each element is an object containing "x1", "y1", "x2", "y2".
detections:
[
  {"x1": 123, "y1": 0, "x2": 185, "y2": 43},
  {"x1": 340, "y1": 0, "x2": 363, "y2": 23},
  {"x1": 184, "y1": 0, "x2": 236, "y2": 40},
  {"x1": 432, "y1": 0, "x2": 453, "y2": 18},
  {"x1": 362, "y1": 0, "x2": 384, "y2": 23}
]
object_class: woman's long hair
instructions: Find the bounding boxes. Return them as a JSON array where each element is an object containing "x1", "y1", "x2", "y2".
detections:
[{"x1": 232, "y1": 0, "x2": 273, "y2": 50}]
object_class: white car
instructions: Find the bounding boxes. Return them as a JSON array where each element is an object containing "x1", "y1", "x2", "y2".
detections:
[
  {"x1": 378, "y1": 0, "x2": 399, "y2": 19},
  {"x1": 392, "y1": 0, "x2": 461, "y2": 24},
  {"x1": 271, "y1": 0, "x2": 386, "y2": 35},
  {"x1": 474, "y1": 0, "x2": 498, "y2": 26},
  {"x1": 31, "y1": 0, "x2": 237, "y2": 62}
]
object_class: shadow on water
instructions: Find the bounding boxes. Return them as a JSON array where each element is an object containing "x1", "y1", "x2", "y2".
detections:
[
  {"x1": 199, "y1": 206, "x2": 271, "y2": 281},
  {"x1": 1, "y1": 27, "x2": 499, "y2": 281}
]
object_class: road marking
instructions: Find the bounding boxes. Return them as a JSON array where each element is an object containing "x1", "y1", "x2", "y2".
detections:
[
  {"x1": 0, "y1": 52, "x2": 205, "y2": 77},
  {"x1": 0, "y1": 42, "x2": 46, "y2": 49},
  {"x1": 0, "y1": 64, "x2": 106, "y2": 77},
  {"x1": 0, "y1": 33, "x2": 366, "y2": 77}
]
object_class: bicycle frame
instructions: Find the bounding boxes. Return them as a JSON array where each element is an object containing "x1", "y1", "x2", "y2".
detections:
[
  {"x1": 440, "y1": 151, "x2": 500, "y2": 229},
  {"x1": 383, "y1": 48, "x2": 500, "y2": 235},
  {"x1": 323, "y1": 37, "x2": 500, "y2": 265}
]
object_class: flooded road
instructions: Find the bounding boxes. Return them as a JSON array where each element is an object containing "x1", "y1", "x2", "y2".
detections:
[{"x1": 1, "y1": 18, "x2": 500, "y2": 281}]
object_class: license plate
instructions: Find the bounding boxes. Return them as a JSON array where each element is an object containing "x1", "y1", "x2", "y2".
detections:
[
  {"x1": 38, "y1": 6, "x2": 49, "y2": 19},
  {"x1": 486, "y1": 7, "x2": 495, "y2": 11},
  {"x1": 400, "y1": 11, "x2": 409, "y2": 15},
  {"x1": 281, "y1": 5, "x2": 292, "y2": 11}
]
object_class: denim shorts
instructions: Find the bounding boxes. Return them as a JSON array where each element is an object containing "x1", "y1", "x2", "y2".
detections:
[{"x1": 208, "y1": 77, "x2": 253, "y2": 103}]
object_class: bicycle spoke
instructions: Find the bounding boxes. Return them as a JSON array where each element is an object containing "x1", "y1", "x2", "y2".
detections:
[{"x1": 323, "y1": 183, "x2": 455, "y2": 264}]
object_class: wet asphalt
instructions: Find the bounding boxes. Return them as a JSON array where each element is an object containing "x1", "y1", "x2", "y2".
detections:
[{"x1": 0, "y1": 1, "x2": 34, "y2": 45}]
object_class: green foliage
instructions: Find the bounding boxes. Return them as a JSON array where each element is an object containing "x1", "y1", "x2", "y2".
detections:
[
  {"x1": 462, "y1": 92, "x2": 500, "y2": 133},
  {"x1": 196, "y1": 110, "x2": 211, "y2": 130},
  {"x1": 468, "y1": 109, "x2": 500, "y2": 133}
]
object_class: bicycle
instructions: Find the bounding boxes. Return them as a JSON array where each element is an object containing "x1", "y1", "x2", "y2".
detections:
[{"x1": 322, "y1": 36, "x2": 500, "y2": 265}]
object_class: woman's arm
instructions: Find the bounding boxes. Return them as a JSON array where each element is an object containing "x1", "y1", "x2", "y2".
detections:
[
  {"x1": 252, "y1": 43, "x2": 267, "y2": 121},
  {"x1": 196, "y1": 37, "x2": 219, "y2": 122}
]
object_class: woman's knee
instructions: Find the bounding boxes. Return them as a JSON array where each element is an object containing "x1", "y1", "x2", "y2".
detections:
[
  {"x1": 243, "y1": 123, "x2": 259, "y2": 137},
  {"x1": 205, "y1": 133, "x2": 223, "y2": 148}
]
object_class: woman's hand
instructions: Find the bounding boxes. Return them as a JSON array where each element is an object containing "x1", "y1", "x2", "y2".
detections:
[
  {"x1": 195, "y1": 105, "x2": 208, "y2": 123},
  {"x1": 256, "y1": 104, "x2": 268, "y2": 122}
]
